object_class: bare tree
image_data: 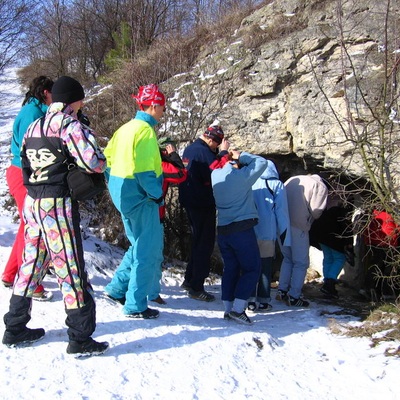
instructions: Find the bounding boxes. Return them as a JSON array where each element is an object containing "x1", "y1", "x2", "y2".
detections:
[
  {"x1": 332, "y1": 0, "x2": 400, "y2": 215},
  {"x1": 0, "y1": 0, "x2": 34, "y2": 73},
  {"x1": 70, "y1": 0, "x2": 126, "y2": 80},
  {"x1": 309, "y1": 0, "x2": 400, "y2": 299},
  {"x1": 21, "y1": 0, "x2": 73, "y2": 77}
]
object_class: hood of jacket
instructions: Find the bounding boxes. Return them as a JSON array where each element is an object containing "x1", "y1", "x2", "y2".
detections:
[{"x1": 259, "y1": 160, "x2": 279, "y2": 180}]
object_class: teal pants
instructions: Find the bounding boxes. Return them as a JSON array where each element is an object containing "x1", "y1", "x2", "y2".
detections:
[
  {"x1": 105, "y1": 201, "x2": 163, "y2": 314},
  {"x1": 320, "y1": 243, "x2": 346, "y2": 280},
  {"x1": 148, "y1": 224, "x2": 164, "y2": 301}
]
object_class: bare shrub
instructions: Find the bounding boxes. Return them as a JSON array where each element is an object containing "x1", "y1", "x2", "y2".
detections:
[
  {"x1": 163, "y1": 187, "x2": 190, "y2": 261},
  {"x1": 16, "y1": 62, "x2": 57, "y2": 89},
  {"x1": 329, "y1": 303, "x2": 400, "y2": 357}
]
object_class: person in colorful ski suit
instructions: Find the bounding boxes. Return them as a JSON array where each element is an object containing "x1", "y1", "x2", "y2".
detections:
[
  {"x1": 104, "y1": 84, "x2": 165, "y2": 319},
  {"x1": 2, "y1": 76, "x2": 54, "y2": 301},
  {"x1": 3, "y1": 76, "x2": 109, "y2": 356},
  {"x1": 248, "y1": 160, "x2": 291, "y2": 312}
]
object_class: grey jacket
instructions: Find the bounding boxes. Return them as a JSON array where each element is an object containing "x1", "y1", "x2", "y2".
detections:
[{"x1": 284, "y1": 174, "x2": 328, "y2": 232}]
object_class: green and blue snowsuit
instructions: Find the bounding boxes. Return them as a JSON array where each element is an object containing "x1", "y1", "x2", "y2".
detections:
[{"x1": 104, "y1": 111, "x2": 164, "y2": 314}]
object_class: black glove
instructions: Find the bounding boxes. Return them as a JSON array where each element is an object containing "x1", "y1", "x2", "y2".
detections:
[
  {"x1": 280, "y1": 230, "x2": 287, "y2": 245},
  {"x1": 77, "y1": 110, "x2": 90, "y2": 127},
  {"x1": 151, "y1": 196, "x2": 163, "y2": 204}
]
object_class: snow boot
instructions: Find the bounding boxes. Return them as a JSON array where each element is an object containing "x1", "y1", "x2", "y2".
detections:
[
  {"x1": 67, "y1": 337, "x2": 109, "y2": 357},
  {"x1": 2, "y1": 327, "x2": 45, "y2": 347},
  {"x1": 320, "y1": 279, "x2": 339, "y2": 299},
  {"x1": 125, "y1": 308, "x2": 160, "y2": 319}
]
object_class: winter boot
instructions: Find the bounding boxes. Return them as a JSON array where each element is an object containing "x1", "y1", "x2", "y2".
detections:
[
  {"x1": 3, "y1": 327, "x2": 45, "y2": 347},
  {"x1": 66, "y1": 337, "x2": 109, "y2": 357},
  {"x1": 320, "y1": 279, "x2": 339, "y2": 299},
  {"x1": 125, "y1": 308, "x2": 160, "y2": 319}
]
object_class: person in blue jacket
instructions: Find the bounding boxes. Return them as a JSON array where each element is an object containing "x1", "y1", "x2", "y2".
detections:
[
  {"x1": 104, "y1": 84, "x2": 165, "y2": 319},
  {"x1": 179, "y1": 123, "x2": 230, "y2": 302},
  {"x1": 2, "y1": 76, "x2": 53, "y2": 301},
  {"x1": 211, "y1": 151, "x2": 268, "y2": 325},
  {"x1": 248, "y1": 160, "x2": 291, "y2": 312}
]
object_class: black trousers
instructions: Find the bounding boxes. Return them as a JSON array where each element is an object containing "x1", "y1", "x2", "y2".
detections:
[
  {"x1": 4, "y1": 291, "x2": 96, "y2": 342},
  {"x1": 184, "y1": 206, "x2": 216, "y2": 291}
]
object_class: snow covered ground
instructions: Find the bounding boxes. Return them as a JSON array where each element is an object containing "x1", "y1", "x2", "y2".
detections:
[{"x1": 0, "y1": 68, "x2": 399, "y2": 400}]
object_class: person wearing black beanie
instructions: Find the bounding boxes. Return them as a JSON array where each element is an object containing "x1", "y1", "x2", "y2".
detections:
[
  {"x1": 52, "y1": 76, "x2": 85, "y2": 105},
  {"x1": 3, "y1": 72, "x2": 109, "y2": 357}
]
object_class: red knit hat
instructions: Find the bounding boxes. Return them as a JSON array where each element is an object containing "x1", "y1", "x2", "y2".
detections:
[
  {"x1": 204, "y1": 125, "x2": 224, "y2": 145},
  {"x1": 132, "y1": 84, "x2": 165, "y2": 110}
]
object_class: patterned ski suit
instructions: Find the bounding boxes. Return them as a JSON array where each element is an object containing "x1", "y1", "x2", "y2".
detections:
[{"x1": 4, "y1": 102, "x2": 106, "y2": 342}]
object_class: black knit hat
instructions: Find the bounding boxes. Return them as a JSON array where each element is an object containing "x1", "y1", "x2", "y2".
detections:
[{"x1": 52, "y1": 76, "x2": 85, "y2": 104}]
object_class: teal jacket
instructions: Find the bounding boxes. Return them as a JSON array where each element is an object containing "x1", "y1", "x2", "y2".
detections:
[
  {"x1": 105, "y1": 111, "x2": 163, "y2": 215},
  {"x1": 11, "y1": 98, "x2": 48, "y2": 168}
]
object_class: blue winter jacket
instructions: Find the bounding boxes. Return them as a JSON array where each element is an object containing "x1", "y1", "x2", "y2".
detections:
[
  {"x1": 11, "y1": 97, "x2": 48, "y2": 168},
  {"x1": 252, "y1": 160, "x2": 291, "y2": 246},
  {"x1": 211, "y1": 152, "x2": 268, "y2": 227}
]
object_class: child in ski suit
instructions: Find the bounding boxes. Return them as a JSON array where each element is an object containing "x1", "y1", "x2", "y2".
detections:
[{"x1": 3, "y1": 76, "x2": 108, "y2": 356}]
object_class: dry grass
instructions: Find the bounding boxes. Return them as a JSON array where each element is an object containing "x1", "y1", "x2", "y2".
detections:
[{"x1": 329, "y1": 303, "x2": 400, "y2": 357}]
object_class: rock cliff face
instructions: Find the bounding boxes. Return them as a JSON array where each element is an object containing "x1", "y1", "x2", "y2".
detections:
[
  {"x1": 165, "y1": 0, "x2": 399, "y2": 181},
  {"x1": 161, "y1": 0, "x2": 400, "y2": 291}
]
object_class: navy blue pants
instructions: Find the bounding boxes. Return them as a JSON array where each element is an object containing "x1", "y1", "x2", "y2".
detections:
[{"x1": 218, "y1": 227, "x2": 261, "y2": 301}]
